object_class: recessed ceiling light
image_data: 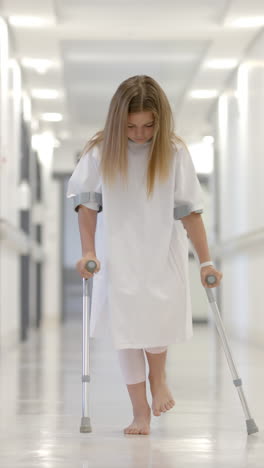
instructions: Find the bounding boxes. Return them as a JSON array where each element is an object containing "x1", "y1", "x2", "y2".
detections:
[
  {"x1": 21, "y1": 58, "x2": 59, "y2": 74},
  {"x1": 31, "y1": 89, "x2": 62, "y2": 99},
  {"x1": 229, "y1": 16, "x2": 264, "y2": 28},
  {"x1": 205, "y1": 59, "x2": 238, "y2": 69},
  {"x1": 8, "y1": 16, "x2": 55, "y2": 28},
  {"x1": 189, "y1": 90, "x2": 218, "y2": 99},
  {"x1": 41, "y1": 113, "x2": 63, "y2": 122}
]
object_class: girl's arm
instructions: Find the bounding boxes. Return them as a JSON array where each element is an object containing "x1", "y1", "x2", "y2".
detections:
[
  {"x1": 78, "y1": 205, "x2": 97, "y2": 256},
  {"x1": 76, "y1": 205, "x2": 101, "y2": 278},
  {"x1": 181, "y1": 212, "x2": 222, "y2": 288}
]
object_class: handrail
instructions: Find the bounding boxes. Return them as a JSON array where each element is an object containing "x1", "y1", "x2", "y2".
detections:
[
  {"x1": 0, "y1": 218, "x2": 29, "y2": 254},
  {"x1": 0, "y1": 218, "x2": 44, "y2": 260},
  {"x1": 210, "y1": 227, "x2": 264, "y2": 259}
]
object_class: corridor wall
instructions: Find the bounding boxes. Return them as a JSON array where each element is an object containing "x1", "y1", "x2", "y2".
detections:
[{"x1": 214, "y1": 29, "x2": 264, "y2": 346}]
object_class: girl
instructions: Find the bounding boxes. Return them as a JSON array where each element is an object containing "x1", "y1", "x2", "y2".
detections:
[{"x1": 67, "y1": 75, "x2": 222, "y2": 436}]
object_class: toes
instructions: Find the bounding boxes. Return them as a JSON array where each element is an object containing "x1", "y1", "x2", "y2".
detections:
[
  {"x1": 124, "y1": 425, "x2": 143, "y2": 435},
  {"x1": 139, "y1": 429, "x2": 149, "y2": 435}
]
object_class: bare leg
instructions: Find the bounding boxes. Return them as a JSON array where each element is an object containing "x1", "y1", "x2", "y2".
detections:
[
  {"x1": 117, "y1": 349, "x2": 151, "y2": 435},
  {"x1": 124, "y1": 381, "x2": 151, "y2": 435},
  {"x1": 145, "y1": 348, "x2": 175, "y2": 416}
]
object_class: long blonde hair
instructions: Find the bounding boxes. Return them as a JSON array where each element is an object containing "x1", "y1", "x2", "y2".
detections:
[{"x1": 81, "y1": 75, "x2": 184, "y2": 197}]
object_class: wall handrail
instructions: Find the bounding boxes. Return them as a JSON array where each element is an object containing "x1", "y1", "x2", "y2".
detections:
[
  {"x1": 210, "y1": 227, "x2": 264, "y2": 258},
  {"x1": 0, "y1": 218, "x2": 44, "y2": 260}
]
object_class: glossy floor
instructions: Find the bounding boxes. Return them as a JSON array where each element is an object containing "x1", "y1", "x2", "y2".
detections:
[{"x1": 0, "y1": 320, "x2": 263, "y2": 467}]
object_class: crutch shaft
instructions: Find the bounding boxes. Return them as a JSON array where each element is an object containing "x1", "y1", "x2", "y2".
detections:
[
  {"x1": 82, "y1": 279, "x2": 90, "y2": 418},
  {"x1": 205, "y1": 281, "x2": 258, "y2": 434},
  {"x1": 208, "y1": 292, "x2": 252, "y2": 421}
]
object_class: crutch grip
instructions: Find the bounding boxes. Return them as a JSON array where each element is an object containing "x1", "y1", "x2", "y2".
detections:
[
  {"x1": 85, "y1": 260, "x2": 97, "y2": 273},
  {"x1": 205, "y1": 274, "x2": 217, "y2": 286}
]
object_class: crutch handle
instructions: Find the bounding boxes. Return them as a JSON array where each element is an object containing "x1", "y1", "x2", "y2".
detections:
[
  {"x1": 85, "y1": 260, "x2": 97, "y2": 273},
  {"x1": 205, "y1": 274, "x2": 217, "y2": 286}
]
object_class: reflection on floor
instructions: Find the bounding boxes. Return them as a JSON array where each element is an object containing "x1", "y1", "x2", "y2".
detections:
[{"x1": 0, "y1": 320, "x2": 263, "y2": 467}]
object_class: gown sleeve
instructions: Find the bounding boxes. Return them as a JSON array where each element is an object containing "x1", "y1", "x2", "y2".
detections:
[
  {"x1": 66, "y1": 145, "x2": 103, "y2": 213},
  {"x1": 174, "y1": 142, "x2": 204, "y2": 220}
]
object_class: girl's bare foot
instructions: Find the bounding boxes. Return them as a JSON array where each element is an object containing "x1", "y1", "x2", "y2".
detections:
[
  {"x1": 124, "y1": 405, "x2": 151, "y2": 435},
  {"x1": 149, "y1": 375, "x2": 175, "y2": 416}
]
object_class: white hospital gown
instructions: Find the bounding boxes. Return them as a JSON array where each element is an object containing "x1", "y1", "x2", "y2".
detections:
[{"x1": 67, "y1": 138, "x2": 203, "y2": 350}]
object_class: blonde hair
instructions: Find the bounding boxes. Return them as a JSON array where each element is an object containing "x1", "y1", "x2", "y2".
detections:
[{"x1": 81, "y1": 75, "x2": 184, "y2": 197}]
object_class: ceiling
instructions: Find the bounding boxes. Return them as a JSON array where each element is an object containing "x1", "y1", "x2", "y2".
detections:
[{"x1": 1, "y1": 0, "x2": 264, "y2": 169}]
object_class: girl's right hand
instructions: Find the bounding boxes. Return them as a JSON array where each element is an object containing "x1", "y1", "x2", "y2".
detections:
[{"x1": 76, "y1": 252, "x2": 101, "y2": 279}]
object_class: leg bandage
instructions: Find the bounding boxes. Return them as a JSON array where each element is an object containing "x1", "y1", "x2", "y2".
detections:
[{"x1": 117, "y1": 346, "x2": 168, "y2": 385}]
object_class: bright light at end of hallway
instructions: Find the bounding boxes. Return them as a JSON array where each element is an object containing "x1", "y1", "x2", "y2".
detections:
[
  {"x1": 41, "y1": 113, "x2": 63, "y2": 122},
  {"x1": 189, "y1": 140, "x2": 214, "y2": 175},
  {"x1": 203, "y1": 136, "x2": 214, "y2": 144},
  {"x1": 32, "y1": 132, "x2": 57, "y2": 169}
]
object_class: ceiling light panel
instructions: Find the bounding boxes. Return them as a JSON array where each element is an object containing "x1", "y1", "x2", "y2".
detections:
[
  {"x1": 21, "y1": 58, "x2": 60, "y2": 74},
  {"x1": 204, "y1": 59, "x2": 238, "y2": 69},
  {"x1": 41, "y1": 113, "x2": 63, "y2": 122},
  {"x1": 61, "y1": 38, "x2": 209, "y2": 128},
  {"x1": 229, "y1": 16, "x2": 264, "y2": 28},
  {"x1": 8, "y1": 16, "x2": 55, "y2": 28},
  {"x1": 55, "y1": 0, "x2": 230, "y2": 24},
  {"x1": 189, "y1": 89, "x2": 219, "y2": 99},
  {"x1": 31, "y1": 89, "x2": 63, "y2": 99},
  {"x1": 63, "y1": 40, "x2": 205, "y2": 62}
]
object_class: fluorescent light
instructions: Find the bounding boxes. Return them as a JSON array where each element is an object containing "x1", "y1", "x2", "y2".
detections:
[
  {"x1": 41, "y1": 113, "x2": 63, "y2": 122},
  {"x1": 189, "y1": 89, "x2": 218, "y2": 99},
  {"x1": 8, "y1": 16, "x2": 54, "y2": 28},
  {"x1": 230, "y1": 16, "x2": 264, "y2": 28},
  {"x1": 31, "y1": 89, "x2": 62, "y2": 99},
  {"x1": 205, "y1": 59, "x2": 238, "y2": 69},
  {"x1": 21, "y1": 58, "x2": 59, "y2": 74}
]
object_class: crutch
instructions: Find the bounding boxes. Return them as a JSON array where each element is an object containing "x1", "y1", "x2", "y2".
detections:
[
  {"x1": 203, "y1": 272, "x2": 259, "y2": 435},
  {"x1": 80, "y1": 259, "x2": 97, "y2": 433}
]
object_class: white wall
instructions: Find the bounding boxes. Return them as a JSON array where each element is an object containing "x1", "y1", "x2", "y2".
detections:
[
  {"x1": 0, "y1": 17, "x2": 62, "y2": 349},
  {"x1": 0, "y1": 19, "x2": 21, "y2": 349},
  {"x1": 216, "y1": 31, "x2": 264, "y2": 346}
]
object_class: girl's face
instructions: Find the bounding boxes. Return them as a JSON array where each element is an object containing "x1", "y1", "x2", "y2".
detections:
[{"x1": 127, "y1": 111, "x2": 155, "y2": 144}]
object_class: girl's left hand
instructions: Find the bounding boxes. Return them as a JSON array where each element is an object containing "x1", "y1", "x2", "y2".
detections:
[{"x1": 200, "y1": 266, "x2": 223, "y2": 288}]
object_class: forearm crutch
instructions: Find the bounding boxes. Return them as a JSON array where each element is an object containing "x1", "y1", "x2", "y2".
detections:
[
  {"x1": 80, "y1": 260, "x2": 97, "y2": 433},
  {"x1": 203, "y1": 272, "x2": 258, "y2": 435}
]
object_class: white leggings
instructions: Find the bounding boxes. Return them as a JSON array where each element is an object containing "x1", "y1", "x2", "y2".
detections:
[{"x1": 117, "y1": 346, "x2": 168, "y2": 385}]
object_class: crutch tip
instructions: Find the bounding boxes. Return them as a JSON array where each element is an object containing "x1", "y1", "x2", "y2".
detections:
[
  {"x1": 246, "y1": 418, "x2": 259, "y2": 435},
  {"x1": 80, "y1": 417, "x2": 92, "y2": 433}
]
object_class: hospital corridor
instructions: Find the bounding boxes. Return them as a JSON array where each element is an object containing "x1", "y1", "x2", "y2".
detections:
[{"x1": 1, "y1": 1, "x2": 264, "y2": 467}]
